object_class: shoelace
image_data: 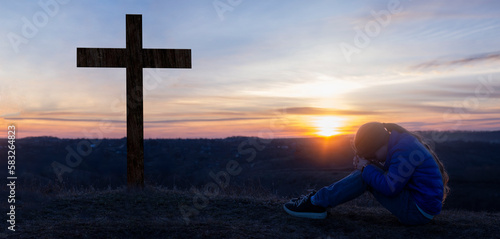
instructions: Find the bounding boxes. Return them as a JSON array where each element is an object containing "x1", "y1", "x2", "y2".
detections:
[{"x1": 293, "y1": 191, "x2": 315, "y2": 206}]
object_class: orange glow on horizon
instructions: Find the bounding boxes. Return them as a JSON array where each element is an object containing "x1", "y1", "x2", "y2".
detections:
[
  {"x1": 311, "y1": 116, "x2": 344, "y2": 137},
  {"x1": 5, "y1": 113, "x2": 496, "y2": 139}
]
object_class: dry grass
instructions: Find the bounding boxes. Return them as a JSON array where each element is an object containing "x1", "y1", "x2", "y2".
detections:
[{"x1": 1, "y1": 186, "x2": 499, "y2": 239}]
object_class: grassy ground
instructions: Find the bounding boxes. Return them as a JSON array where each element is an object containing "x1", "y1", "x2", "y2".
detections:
[{"x1": 2, "y1": 187, "x2": 499, "y2": 239}]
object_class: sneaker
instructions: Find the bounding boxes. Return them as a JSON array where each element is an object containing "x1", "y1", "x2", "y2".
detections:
[{"x1": 283, "y1": 191, "x2": 327, "y2": 219}]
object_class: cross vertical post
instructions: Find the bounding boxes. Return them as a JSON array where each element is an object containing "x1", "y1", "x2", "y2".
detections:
[
  {"x1": 77, "y1": 14, "x2": 192, "y2": 189},
  {"x1": 126, "y1": 15, "x2": 144, "y2": 188}
]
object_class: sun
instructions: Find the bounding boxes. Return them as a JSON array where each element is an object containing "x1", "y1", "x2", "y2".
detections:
[{"x1": 312, "y1": 116, "x2": 343, "y2": 137}]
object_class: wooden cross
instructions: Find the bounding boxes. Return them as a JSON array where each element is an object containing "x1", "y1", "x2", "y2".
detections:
[{"x1": 77, "y1": 14, "x2": 191, "y2": 188}]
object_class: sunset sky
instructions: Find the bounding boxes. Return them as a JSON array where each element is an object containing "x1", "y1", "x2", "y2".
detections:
[{"x1": 1, "y1": 0, "x2": 500, "y2": 139}]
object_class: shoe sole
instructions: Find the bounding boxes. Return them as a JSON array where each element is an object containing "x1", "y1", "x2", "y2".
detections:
[{"x1": 283, "y1": 204, "x2": 327, "y2": 219}]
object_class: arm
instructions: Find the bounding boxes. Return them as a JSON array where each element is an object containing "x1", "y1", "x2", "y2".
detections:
[{"x1": 362, "y1": 151, "x2": 416, "y2": 197}]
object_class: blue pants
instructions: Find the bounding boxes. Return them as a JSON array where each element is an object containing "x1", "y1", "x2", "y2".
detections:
[{"x1": 310, "y1": 169, "x2": 431, "y2": 225}]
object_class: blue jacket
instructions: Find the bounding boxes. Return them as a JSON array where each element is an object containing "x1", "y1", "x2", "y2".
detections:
[{"x1": 362, "y1": 130, "x2": 444, "y2": 215}]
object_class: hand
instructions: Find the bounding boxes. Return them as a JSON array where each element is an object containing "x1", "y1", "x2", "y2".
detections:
[{"x1": 353, "y1": 155, "x2": 370, "y2": 171}]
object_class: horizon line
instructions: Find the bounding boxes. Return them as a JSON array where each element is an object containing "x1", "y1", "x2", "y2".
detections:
[{"x1": 3, "y1": 129, "x2": 500, "y2": 140}]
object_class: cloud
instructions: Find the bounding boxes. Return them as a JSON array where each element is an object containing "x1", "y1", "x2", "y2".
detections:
[
  {"x1": 283, "y1": 107, "x2": 376, "y2": 116},
  {"x1": 0, "y1": 112, "x2": 21, "y2": 117},
  {"x1": 369, "y1": 101, "x2": 499, "y2": 115},
  {"x1": 4, "y1": 117, "x2": 124, "y2": 123},
  {"x1": 388, "y1": 117, "x2": 500, "y2": 130},
  {"x1": 148, "y1": 117, "x2": 270, "y2": 123},
  {"x1": 411, "y1": 51, "x2": 500, "y2": 70},
  {"x1": 3, "y1": 117, "x2": 270, "y2": 124},
  {"x1": 405, "y1": 89, "x2": 500, "y2": 99},
  {"x1": 460, "y1": 117, "x2": 500, "y2": 124}
]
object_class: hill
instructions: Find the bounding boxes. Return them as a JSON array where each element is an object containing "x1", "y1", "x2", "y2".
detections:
[
  {"x1": 1, "y1": 132, "x2": 500, "y2": 212},
  {"x1": 2, "y1": 187, "x2": 499, "y2": 238}
]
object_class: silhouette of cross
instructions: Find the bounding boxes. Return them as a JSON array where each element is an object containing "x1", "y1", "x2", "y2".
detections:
[{"x1": 77, "y1": 14, "x2": 191, "y2": 188}]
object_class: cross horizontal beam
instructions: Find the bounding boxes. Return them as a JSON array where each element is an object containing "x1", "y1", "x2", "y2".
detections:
[
  {"x1": 77, "y1": 48, "x2": 191, "y2": 68},
  {"x1": 142, "y1": 49, "x2": 191, "y2": 68}
]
